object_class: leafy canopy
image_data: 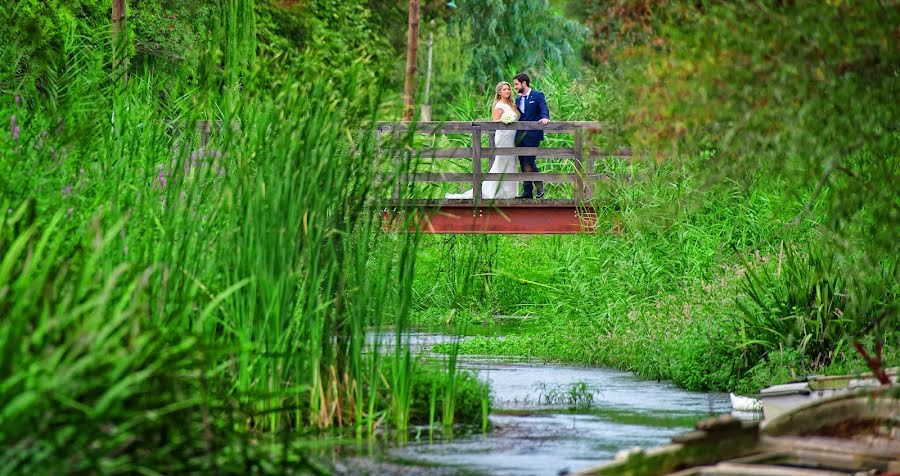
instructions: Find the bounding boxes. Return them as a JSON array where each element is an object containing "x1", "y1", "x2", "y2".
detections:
[{"x1": 451, "y1": 0, "x2": 587, "y2": 87}]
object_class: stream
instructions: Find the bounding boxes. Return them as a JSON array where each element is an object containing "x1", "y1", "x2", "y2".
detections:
[{"x1": 338, "y1": 331, "x2": 735, "y2": 476}]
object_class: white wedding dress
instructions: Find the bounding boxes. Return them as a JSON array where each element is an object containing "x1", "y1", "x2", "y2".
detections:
[{"x1": 445, "y1": 102, "x2": 519, "y2": 200}]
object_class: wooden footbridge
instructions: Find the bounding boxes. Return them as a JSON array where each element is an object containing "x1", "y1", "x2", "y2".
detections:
[{"x1": 378, "y1": 121, "x2": 630, "y2": 234}]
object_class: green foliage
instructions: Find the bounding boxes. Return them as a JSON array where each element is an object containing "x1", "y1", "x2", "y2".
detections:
[
  {"x1": 256, "y1": 0, "x2": 392, "y2": 85},
  {"x1": 408, "y1": 359, "x2": 487, "y2": 427},
  {"x1": 617, "y1": 1, "x2": 899, "y2": 305},
  {"x1": 451, "y1": 0, "x2": 588, "y2": 88},
  {"x1": 129, "y1": 0, "x2": 216, "y2": 74},
  {"x1": 419, "y1": 20, "x2": 473, "y2": 107},
  {"x1": 0, "y1": 0, "x2": 221, "y2": 91},
  {"x1": 568, "y1": 0, "x2": 661, "y2": 66},
  {"x1": 1, "y1": 0, "x2": 106, "y2": 92},
  {"x1": 2, "y1": 0, "x2": 393, "y2": 98},
  {"x1": 534, "y1": 381, "x2": 597, "y2": 408},
  {"x1": 735, "y1": 244, "x2": 848, "y2": 366}
]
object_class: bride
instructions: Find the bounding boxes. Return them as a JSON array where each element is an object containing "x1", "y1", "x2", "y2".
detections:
[{"x1": 445, "y1": 81, "x2": 519, "y2": 200}]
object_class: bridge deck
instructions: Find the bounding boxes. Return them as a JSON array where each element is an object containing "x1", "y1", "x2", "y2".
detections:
[
  {"x1": 383, "y1": 199, "x2": 597, "y2": 234},
  {"x1": 378, "y1": 121, "x2": 623, "y2": 234}
]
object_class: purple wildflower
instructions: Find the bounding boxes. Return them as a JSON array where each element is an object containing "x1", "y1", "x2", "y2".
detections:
[
  {"x1": 57, "y1": 116, "x2": 63, "y2": 133},
  {"x1": 34, "y1": 130, "x2": 48, "y2": 149},
  {"x1": 158, "y1": 170, "x2": 167, "y2": 188},
  {"x1": 50, "y1": 146, "x2": 58, "y2": 163},
  {"x1": 213, "y1": 160, "x2": 227, "y2": 176},
  {"x1": 62, "y1": 183, "x2": 73, "y2": 199},
  {"x1": 15, "y1": 96, "x2": 21, "y2": 106},
  {"x1": 10, "y1": 115, "x2": 19, "y2": 141}
]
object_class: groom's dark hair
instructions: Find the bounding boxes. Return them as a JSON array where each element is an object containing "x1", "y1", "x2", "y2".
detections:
[{"x1": 513, "y1": 73, "x2": 530, "y2": 86}]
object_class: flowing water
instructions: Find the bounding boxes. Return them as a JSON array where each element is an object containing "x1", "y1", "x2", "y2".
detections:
[{"x1": 342, "y1": 331, "x2": 735, "y2": 476}]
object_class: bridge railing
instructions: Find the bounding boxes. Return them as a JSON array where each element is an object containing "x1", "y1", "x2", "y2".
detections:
[{"x1": 376, "y1": 121, "x2": 630, "y2": 205}]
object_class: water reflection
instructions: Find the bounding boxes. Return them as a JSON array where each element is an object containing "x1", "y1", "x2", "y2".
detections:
[{"x1": 366, "y1": 331, "x2": 731, "y2": 476}]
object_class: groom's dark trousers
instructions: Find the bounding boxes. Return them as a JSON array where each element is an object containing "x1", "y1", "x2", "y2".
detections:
[{"x1": 516, "y1": 89, "x2": 550, "y2": 197}]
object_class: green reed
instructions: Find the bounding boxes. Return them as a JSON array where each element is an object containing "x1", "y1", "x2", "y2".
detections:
[{"x1": 0, "y1": 13, "x2": 488, "y2": 473}]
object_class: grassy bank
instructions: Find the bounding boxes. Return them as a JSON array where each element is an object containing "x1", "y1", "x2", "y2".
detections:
[{"x1": 409, "y1": 153, "x2": 898, "y2": 395}]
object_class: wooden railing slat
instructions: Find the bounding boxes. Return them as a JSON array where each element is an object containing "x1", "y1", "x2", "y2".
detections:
[
  {"x1": 414, "y1": 147, "x2": 632, "y2": 159},
  {"x1": 413, "y1": 173, "x2": 609, "y2": 183},
  {"x1": 472, "y1": 126, "x2": 482, "y2": 206},
  {"x1": 376, "y1": 121, "x2": 625, "y2": 204},
  {"x1": 378, "y1": 121, "x2": 606, "y2": 133},
  {"x1": 574, "y1": 128, "x2": 585, "y2": 202},
  {"x1": 417, "y1": 147, "x2": 573, "y2": 158}
]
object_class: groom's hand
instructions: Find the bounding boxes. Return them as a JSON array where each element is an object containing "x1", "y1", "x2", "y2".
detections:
[{"x1": 539, "y1": 118, "x2": 550, "y2": 125}]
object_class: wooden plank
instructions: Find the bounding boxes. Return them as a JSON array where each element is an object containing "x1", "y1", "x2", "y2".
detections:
[
  {"x1": 415, "y1": 147, "x2": 630, "y2": 159},
  {"x1": 413, "y1": 172, "x2": 609, "y2": 183},
  {"x1": 477, "y1": 122, "x2": 605, "y2": 132},
  {"x1": 574, "y1": 128, "x2": 585, "y2": 202},
  {"x1": 761, "y1": 435, "x2": 900, "y2": 461},
  {"x1": 488, "y1": 133, "x2": 495, "y2": 168},
  {"x1": 472, "y1": 126, "x2": 481, "y2": 206},
  {"x1": 728, "y1": 449, "x2": 891, "y2": 472},
  {"x1": 417, "y1": 147, "x2": 574, "y2": 158},
  {"x1": 702, "y1": 462, "x2": 852, "y2": 476},
  {"x1": 377, "y1": 121, "x2": 605, "y2": 133},
  {"x1": 385, "y1": 199, "x2": 579, "y2": 208},
  {"x1": 486, "y1": 147, "x2": 574, "y2": 157}
]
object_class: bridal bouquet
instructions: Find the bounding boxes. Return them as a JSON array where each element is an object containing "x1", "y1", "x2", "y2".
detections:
[{"x1": 501, "y1": 111, "x2": 517, "y2": 124}]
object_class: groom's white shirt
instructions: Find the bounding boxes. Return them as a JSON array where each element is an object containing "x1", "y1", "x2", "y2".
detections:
[{"x1": 519, "y1": 87, "x2": 531, "y2": 112}]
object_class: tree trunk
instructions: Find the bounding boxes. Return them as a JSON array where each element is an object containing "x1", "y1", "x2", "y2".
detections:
[
  {"x1": 420, "y1": 28, "x2": 433, "y2": 121},
  {"x1": 403, "y1": 0, "x2": 420, "y2": 121},
  {"x1": 112, "y1": 0, "x2": 128, "y2": 80}
]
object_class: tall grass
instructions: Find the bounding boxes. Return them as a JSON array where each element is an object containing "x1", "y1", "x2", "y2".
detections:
[{"x1": 0, "y1": 13, "x2": 487, "y2": 473}]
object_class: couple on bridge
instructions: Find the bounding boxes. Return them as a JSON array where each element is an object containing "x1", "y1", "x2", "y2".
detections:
[{"x1": 446, "y1": 73, "x2": 550, "y2": 200}]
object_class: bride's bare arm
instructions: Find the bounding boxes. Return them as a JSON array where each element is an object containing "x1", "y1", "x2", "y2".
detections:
[{"x1": 492, "y1": 107, "x2": 503, "y2": 121}]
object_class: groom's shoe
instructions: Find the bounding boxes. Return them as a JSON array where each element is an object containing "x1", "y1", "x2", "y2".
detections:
[
  {"x1": 534, "y1": 189, "x2": 545, "y2": 199},
  {"x1": 515, "y1": 194, "x2": 533, "y2": 200}
]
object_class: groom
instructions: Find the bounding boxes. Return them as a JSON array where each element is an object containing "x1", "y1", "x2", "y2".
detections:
[{"x1": 513, "y1": 73, "x2": 550, "y2": 199}]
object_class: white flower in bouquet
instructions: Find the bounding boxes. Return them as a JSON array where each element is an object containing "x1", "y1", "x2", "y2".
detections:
[{"x1": 501, "y1": 111, "x2": 517, "y2": 124}]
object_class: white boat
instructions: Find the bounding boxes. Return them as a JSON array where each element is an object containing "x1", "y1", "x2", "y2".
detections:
[
  {"x1": 728, "y1": 392, "x2": 762, "y2": 412},
  {"x1": 757, "y1": 367, "x2": 898, "y2": 420}
]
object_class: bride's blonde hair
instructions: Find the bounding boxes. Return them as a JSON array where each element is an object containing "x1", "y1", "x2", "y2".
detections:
[{"x1": 492, "y1": 81, "x2": 520, "y2": 117}]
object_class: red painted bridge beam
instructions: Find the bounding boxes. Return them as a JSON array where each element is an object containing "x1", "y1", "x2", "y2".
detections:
[{"x1": 383, "y1": 203, "x2": 599, "y2": 234}]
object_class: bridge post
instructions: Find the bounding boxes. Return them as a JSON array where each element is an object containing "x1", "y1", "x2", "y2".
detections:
[
  {"x1": 488, "y1": 131, "x2": 495, "y2": 169},
  {"x1": 472, "y1": 125, "x2": 482, "y2": 206},
  {"x1": 574, "y1": 126, "x2": 585, "y2": 202}
]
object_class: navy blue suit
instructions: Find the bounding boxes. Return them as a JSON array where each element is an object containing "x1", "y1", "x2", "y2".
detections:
[{"x1": 515, "y1": 89, "x2": 550, "y2": 197}]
